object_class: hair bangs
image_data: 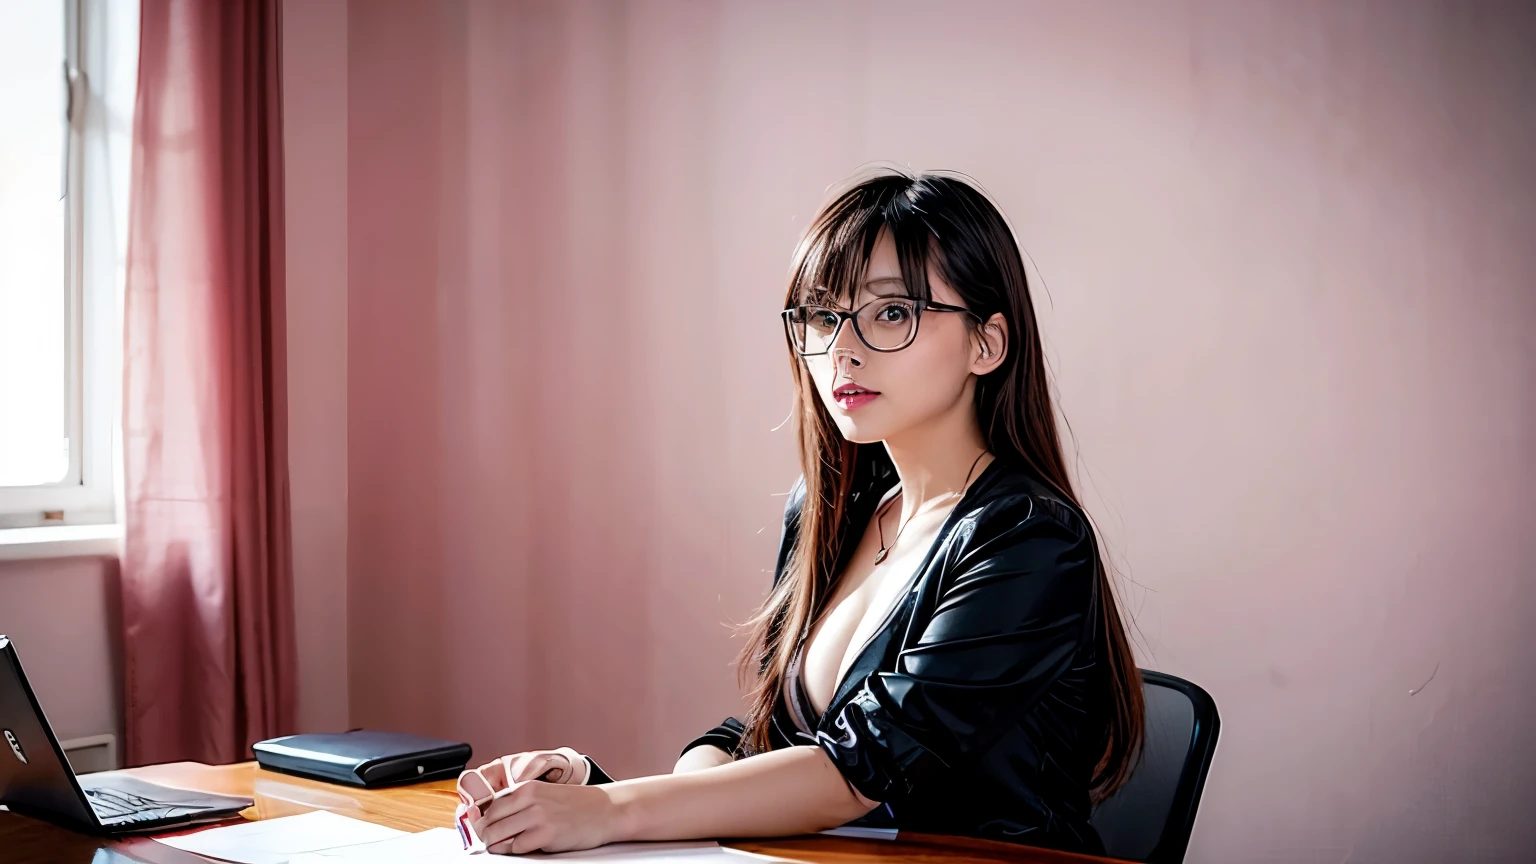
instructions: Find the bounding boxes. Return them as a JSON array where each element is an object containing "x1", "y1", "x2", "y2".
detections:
[{"x1": 788, "y1": 180, "x2": 938, "y2": 310}]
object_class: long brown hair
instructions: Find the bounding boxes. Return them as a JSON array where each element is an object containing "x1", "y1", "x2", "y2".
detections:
[{"x1": 734, "y1": 168, "x2": 1143, "y2": 801}]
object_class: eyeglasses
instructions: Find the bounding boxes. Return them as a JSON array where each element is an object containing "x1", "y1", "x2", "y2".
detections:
[{"x1": 781, "y1": 297, "x2": 980, "y2": 355}]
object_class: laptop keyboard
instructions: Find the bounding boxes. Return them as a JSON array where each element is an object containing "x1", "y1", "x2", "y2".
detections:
[{"x1": 84, "y1": 786, "x2": 219, "y2": 824}]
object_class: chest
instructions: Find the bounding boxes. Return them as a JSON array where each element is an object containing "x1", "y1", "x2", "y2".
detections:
[{"x1": 799, "y1": 499, "x2": 953, "y2": 718}]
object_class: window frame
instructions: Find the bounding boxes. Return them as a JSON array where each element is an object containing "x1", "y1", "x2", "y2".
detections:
[{"x1": 0, "y1": 0, "x2": 118, "y2": 531}]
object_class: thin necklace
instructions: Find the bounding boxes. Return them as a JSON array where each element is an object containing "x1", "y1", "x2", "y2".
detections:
[{"x1": 873, "y1": 449, "x2": 989, "y2": 565}]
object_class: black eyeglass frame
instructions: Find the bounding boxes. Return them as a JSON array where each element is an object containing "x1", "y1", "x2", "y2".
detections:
[{"x1": 780, "y1": 298, "x2": 981, "y2": 356}]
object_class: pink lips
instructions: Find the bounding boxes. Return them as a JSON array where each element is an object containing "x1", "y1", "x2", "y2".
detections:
[{"x1": 833, "y1": 382, "x2": 880, "y2": 411}]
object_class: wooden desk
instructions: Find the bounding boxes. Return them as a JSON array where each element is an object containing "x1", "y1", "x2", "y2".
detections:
[{"x1": 0, "y1": 762, "x2": 1116, "y2": 864}]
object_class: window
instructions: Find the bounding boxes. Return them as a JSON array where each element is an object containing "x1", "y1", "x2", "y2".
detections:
[{"x1": 0, "y1": 0, "x2": 134, "y2": 530}]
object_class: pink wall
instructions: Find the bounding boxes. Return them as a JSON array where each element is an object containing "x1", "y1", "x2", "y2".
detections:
[
  {"x1": 0, "y1": 556, "x2": 121, "y2": 743},
  {"x1": 327, "y1": 1, "x2": 1536, "y2": 860},
  {"x1": 282, "y1": 0, "x2": 351, "y2": 736}
]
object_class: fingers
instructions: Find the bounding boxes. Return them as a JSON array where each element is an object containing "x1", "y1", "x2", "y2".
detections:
[
  {"x1": 475, "y1": 781, "x2": 533, "y2": 825},
  {"x1": 489, "y1": 826, "x2": 553, "y2": 856},
  {"x1": 457, "y1": 749, "x2": 581, "y2": 819},
  {"x1": 551, "y1": 747, "x2": 588, "y2": 785},
  {"x1": 469, "y1": 783, "x2": 542, "y2": 853},
  {"x1": 477, "y1": 798, "x2": 544, "y2": 853},
  {"x1": 509, "y1": 751, "x2": 567, "y2": 783},
  {"x1": 467, "y1": 782, "x2": 597, "y2": 856},
  {"x1": 459, "y1": 755, "x2": 546, "y2": 804},
  {"x1": 457, "y1": 768, "x2": 494, "y2": 808}
]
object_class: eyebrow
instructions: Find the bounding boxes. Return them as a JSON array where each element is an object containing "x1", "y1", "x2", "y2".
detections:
[
  {"x1": 810, "y1": 277, "x2": 908, "y2": 309},
  {"x1": 854, "y1": 277, "x2": 907, "y2": 298}
]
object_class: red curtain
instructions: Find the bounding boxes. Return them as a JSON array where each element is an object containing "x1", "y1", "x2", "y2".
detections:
[{"x1": 121, "y1": 0, "x2": 295, "y2": 766}]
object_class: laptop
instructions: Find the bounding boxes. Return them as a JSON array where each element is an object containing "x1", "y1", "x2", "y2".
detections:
[{"x1": 0, "y1": 635, "x2": 254, "y2": 834}]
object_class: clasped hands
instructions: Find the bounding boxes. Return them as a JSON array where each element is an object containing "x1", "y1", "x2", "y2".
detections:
[{"x1": 455, "y1": 747, "x2": 622, "y2": 855}]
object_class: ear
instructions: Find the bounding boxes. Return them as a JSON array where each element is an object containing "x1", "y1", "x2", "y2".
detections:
[{"x1": 970, "y1": 312, "x2": 1008, "y2": 376}]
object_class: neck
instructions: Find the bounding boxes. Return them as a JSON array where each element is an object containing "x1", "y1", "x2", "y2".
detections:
[{"x1": 881, "y1": 389, "x2": 992, "y2": 521}]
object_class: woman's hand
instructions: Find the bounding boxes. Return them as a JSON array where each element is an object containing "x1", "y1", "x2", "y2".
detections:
[
  {"x1": 458, "y1": 748, "x2": 589, "y2": 809},
  {"x1": 466, "y1": 780, "x2": 624, "y2": 855}
]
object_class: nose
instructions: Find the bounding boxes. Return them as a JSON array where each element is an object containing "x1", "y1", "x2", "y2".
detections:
[
  {"x1": 831, "y1": 347, "x2": 862, "y2": 371},
  {"x1": 828, "y1": 314, "x2": 865, "y2": 369}
]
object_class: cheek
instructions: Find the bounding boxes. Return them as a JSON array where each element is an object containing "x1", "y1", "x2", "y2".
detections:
[
  {"x1": 900, "y1": 354, "x2": 947, "y2": 386},
  {"x1": 884, "y1": 347, "x2": 967, "y2": 405},
  {"x1": 804, "y1": 360, "x2": 834, "y2": 393}
]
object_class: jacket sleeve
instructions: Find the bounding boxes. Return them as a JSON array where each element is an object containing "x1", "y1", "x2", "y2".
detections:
[
  {"x1": 582, "y1": 755, "x2": 614, "y2": 785},
  {"x1": 814, "y1": 496, "x2": 1097, "y2": 803},
  {"x1": 678, "y1": 716, "x2": 747, "y2": 759}
]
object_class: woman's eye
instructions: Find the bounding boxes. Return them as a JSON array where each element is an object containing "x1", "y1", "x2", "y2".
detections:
[{"x1": 876, "y1": 303, "x2": 912, "y2": 322}]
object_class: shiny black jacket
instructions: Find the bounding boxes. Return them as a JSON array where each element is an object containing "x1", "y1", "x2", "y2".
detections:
[{"x1": 598, "y1": 447, "x2": 1113, "y2": 854}]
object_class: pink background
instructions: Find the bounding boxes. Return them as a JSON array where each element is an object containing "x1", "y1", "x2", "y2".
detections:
[{"x1": 2, "y1": 1, "x2": 1532, "y2": 861}]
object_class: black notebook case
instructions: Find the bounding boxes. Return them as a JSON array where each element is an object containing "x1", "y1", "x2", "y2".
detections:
[{"x1": 253, "y1": 730, "x2": 472, "y2": 788}]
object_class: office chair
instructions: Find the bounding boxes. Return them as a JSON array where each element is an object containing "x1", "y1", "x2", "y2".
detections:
[{"x1": 1089, "y1": 670, "x2": 1220, "y2": 864}]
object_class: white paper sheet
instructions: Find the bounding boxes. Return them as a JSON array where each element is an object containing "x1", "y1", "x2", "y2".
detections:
[
  {"x1": 286, "y1": 828, "x2": 786, "y2": 863},
  {"x1": 286, "y1": 828, "x2": 470, "y2": 863},
  {"x1": 521, "y1": 841, "x2": 761, "y2": 861},
  {"x1": 155, "y1": 809, "x2": 407, "y2": 864}
]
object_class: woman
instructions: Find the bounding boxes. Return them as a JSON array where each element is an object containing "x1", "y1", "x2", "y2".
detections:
[{"x1": 458, "y1": 169, "x2": 1144, "y2": 856}]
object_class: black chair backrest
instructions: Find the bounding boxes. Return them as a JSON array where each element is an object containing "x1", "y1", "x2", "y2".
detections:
[{"x1": 1089, "y1": 670, "x2": 1220, "y2": 863}]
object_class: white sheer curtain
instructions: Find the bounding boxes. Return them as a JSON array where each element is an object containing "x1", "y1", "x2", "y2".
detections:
[{"x1": 78, "y1": 0, "x2": 139, "y2": 529}]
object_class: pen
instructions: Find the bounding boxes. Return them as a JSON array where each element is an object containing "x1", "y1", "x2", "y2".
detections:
[{"x1": 455, "y1": 802, "x2": 472, "y2": 850}]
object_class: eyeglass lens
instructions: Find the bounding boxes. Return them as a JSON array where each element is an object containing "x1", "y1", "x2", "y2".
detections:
[{"x1": 788, "y1": 299, "x2": 918, "y2": 353}]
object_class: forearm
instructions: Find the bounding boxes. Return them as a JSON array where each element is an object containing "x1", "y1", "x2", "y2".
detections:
[
  {"x1": 672, "y1": 745, "x2": 732, "y2": 774},
  {"x1": 605, "y1": 746, "x2": 875, "y2": 842}
]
